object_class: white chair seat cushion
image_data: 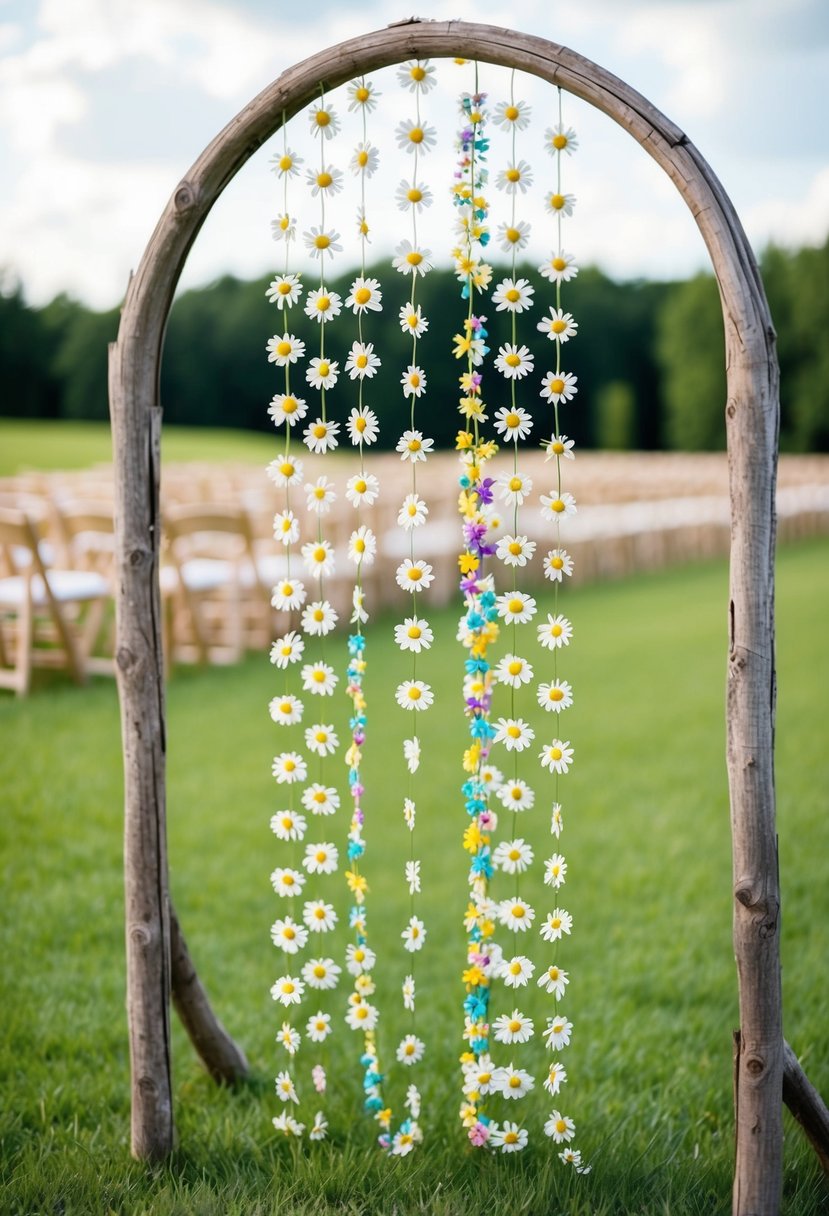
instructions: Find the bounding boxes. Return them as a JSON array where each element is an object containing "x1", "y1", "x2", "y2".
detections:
[{"x1": 0, "y1": 569, "x2": 109, "y2": 608}]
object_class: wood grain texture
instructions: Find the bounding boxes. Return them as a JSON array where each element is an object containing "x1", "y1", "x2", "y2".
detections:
[{"x1": 110, "y1": 21, "x2": 782, "y2": 1206}]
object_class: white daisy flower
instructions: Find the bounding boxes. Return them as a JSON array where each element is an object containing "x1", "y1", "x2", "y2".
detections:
[
  {"x1": 403, "y1": 797, "x2": 416, "y2": 830},
  {"x1": 493, "y1": 718, "x2": 535, "y2": 752},
  {"x1": 266, "y1": 333, "x2": 305, "y2": 366},
  {"x1": 462, "y1": 1053, "x2": 497, "y2": 1096},
  {"x1": 537, "y1": 613, "x2": 573, "y2": 649},
  {"x1": 351, "y1": 585, "x2": 368, "y2": 625},
  {"x1": 268, "y1": 694, "x2": 303, "y2": 726},
  {"x1": 496, "y1": 159, "x2": 534, "y2": 194},
  {"x1": 540, "y1": 739, "x2": 574, "y2": 774},
  {"x1": 308, "y1": 102, "x2": 340, "y2": 139},
  {"x1": 303, "y1": 287, "x2": 343, "y2": 324},
  {"x1": 538, "y1": 965, "x2": 569, "y2": 1000},
  {"x1": 345, "y1": 944, "x2": 376, "y2": 976},
  {"x1": 402, "y1": 975, "x2": 416, "y2": 1011},
  {"x1": 545, "y1": 191, "x2": 576, "y2": 218},
  {"x1": 401, "y1": 916, "x2": 426, "y2": 952},
  {"x1": 551, "y1": 803, "x2": 564, "y2": 838},
  {"x1": 272, "y1": 510, "x2": 299, "y2": 547},
  {"x1": 271, "y1": 578, "x2": 306, "y2": 612},
  {"x1": 302, "y1": 957, "x2": 341, "y2": 990},
  {"x1": 305, "y1": 164, "x2": 343, "y2": 197},
  {"x1": 496, "y1": 534, "x2": 537, "y2": 567},
  {"x1": 271, "y1": 1111, "x2": 304, "y2": 1136},
  {"x1": 269, "y1": 630, "x2": 305, "y2": 669},
  {"x1": 493, "y1": 839, "x2": 534, "y2": 876},
  {"x1": 395, "y1": 179, "x2": 434, "y2": 211},
  {"x1": 345, "y1": 1000, "x2": 379, "y2": 1031},
  {"x1": 537, "y1": 681, "x2": 574, "y2": 714},
  {"x1": 302, "y1": 841, "x2": 338, "y2": 876},
  {"x1": 349, "y1": 141, "x2": 380, "y2": 176},
  {"x1": 496, "y1": 472, "x2": 533, "y2": 508},
  {"x1": 395, "y1": 680, "x2": 434, "y2": 712},
  {"x1": 394, "y1": 119, "x2": 437, "y2": 154},
  {"x1": 395, "y1": 558, "x2": 434, "y2": 593},
  {"x1": 267, "y1": 870, "x2": 303, "y2": 899},
  {"x1": 492, "y1": 1009, "x2": 534, "y2": 1045},
  {"x1": 490, "y1": 1121, "x2": 528, "y2": 1153},
  {"x1": 537, "y1": 308, "x2": 578, "y2": 343},
  {"x1": 302, "y1": 227, "x2": 343, "y2": 260},
  {"x1": 300, "y1": 480, "x2": 336, "y2": 519},
  {"x1": 480, "y1": 764, "x2": 504, "y2": 791},
  {"x1": 266, "y1": 273, "x2": 303, "y2": 310},
  {"x1": 540, "y1": 491, "x2": 577, "y2": 523},
  {"x1": 266, "y1": 393, "x2": 308, "y2": 433},
  {"x1": 345, "y1": 472, "x2": 380, "y2": 508},
  {"x1": 302, "y1": 900, "x2": 337, "y2": 933},
  {"x1": 495, "y1": 343, "x2": 535, "y2": 380},
  {"x1": 346, "y1": 275, "x2": 382, "y2": 315},
  {"x1": 399, "y1": 301, "x2": 429, "y2": 337},
  {"x1": 545, "y1": 434, "x2": 576, "y2": 462},
  {"x1": 543, "y1": 1015, "x2": 573, "y2": 1051},
  {"x1": 270, "y1": 213, "x2": 296, "y2": 243},
  {"x1": 305, "y1": 1011, "x2": 332, "y2": 1042},
  {"x1": 397, "y1": 493, "x2": 429, "y2": 530},
  {"x1": 540, "y1": 370, "x2": 578, "y2": 404},
  {"x1": 274, "y1": 1069, "x2": 298, "y2": 1103},
  {"x1": 270, "y1": 974, "x2": 305, "y2": 1006},
  {"x1": 496, "y1": 591, "x2": 537, "y2": 624},
  {"x1": 494, "y1": 654, "x2": 534, "y2": 688},
  {"x1": 394, "y1": 616, "x2": 433, "y2": 654},
  {"x1": 539, "y1": 909, "x2": 573, "y2": 943},
  {"x1": 498, "y1": 898, "x2": 536, "y2": 933},
  {"x1": 545, "y1": 1110, "x2": 576, "y2": 1143},
  {"x1": 492, "y1": 98, "x2": 532, "y2": 130},
  {"x1": 545, "y1": 124, "x2": 579, "y2": 156},
  {"x1": 301, "y1": 600, "x2": 338, "y2": 637},
  {"x1": 396, "y1": 1034, "x2": 425, "y2": 1066},
  {"x1": 303, "y1": 417, "x2": 340, "y2": 454},
  {"x1": 270, "y1": 809, "x2": 307, "y2": 842},
  {"x1": 267, "y1": 454, "x2": 305, "y2": 487},
  {"x1": 346, "y1": 77, "x2": 380, "y2": 113},
  {"x1": 304, "y1": 724, "x2": 339, "y2": 758},
  {"x1": 301, "y1": 538, "x2": 335, "y2": 579},
  {"x1": 271, "y1": 752, "x2": 308, "y2": 785},
  {"x1": 301, "y1": 662, "x2": 338, "y2": 696},
  {"x1": 344, "y1": 408, "x2": 379, "y2": 450},
  {"x1": 397, "y1": 59, "x2": 436, "y2": 92},
  {"x1": 491, "y1": 277, "x2": 535, "y2": 314},
  {"x1": 500, "y1": 955, "x2": 536, "y2": 989},
  {"x1": 403, "y1": 738, "x2": 420, "y2": 774},
  {"x1": 543, "y1": 549, "x2": 574, "y2": 582},
  {"x1": 493, "y1": 406, "x2": 533, "y2": 442},
  {"x1": 392, "y1": 239, "x2": 433, "y2": 277},
  {"x1": 305, "y1": 357, "x2": 339, "y2": 391},
  {"x1": 270, "y1": 148, "x2": 303, "y2": 178},
  {"x1": 543, "y1": 853, "x2": 568, "y2": 889},
  {"x1": 309, "y1": 1111, "x2": 328, "y2": 1141},
  {"x1": 497, "y1": 779, "x2": 535, "y2": 812},
  {"x1": 390, "y1": 1129, "x2": 416, "y2": 1157},
  {"x1": 348, "y1": 526, "x2": 376, "y2": 566},
  {"x1": 344, "y1": 342, "x2": 381, "y2": 382},
  {"x1": 494, "y1": 1063, "x2": 535, "y2": 1100},
  {"x1": 539, "y1": 250, "x2": 579, "y2": 284},
  {"x1": 405, "y1": 859, "x2": 421, "y2": 894},
  {"x1": 400, "y1": 365, "x2": 428, "y2": 399},
  {"x1": 496, "y1": 220, "x2": 531, "y2": 252},
  {"x1": 276, "y1": 1021, "x2": 301, "y2": 1055},
  {"x1": 270, "y1": 917, "x2": 309, "y2": 954},
  {"x1": 301, "y1": 783, "x2": 340, "y2": 816}
]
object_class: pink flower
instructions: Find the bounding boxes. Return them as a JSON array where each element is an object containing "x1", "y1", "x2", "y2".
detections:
[
  {"x1": 312, "y1": 1064, "x2": 326, "y2": 1093},
  {"x1": 469, "y1": 1121, "x2": 491, "y2": 1146}
]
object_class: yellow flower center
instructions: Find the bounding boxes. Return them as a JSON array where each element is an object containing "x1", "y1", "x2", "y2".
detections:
[
  {"x1": 278, "y1": 216, "x2": 290, "y2": 231},
  {"x1": 407, "y1": 625, "x2": 422, "y2": 639},
  {"x1": 552, "y1": 319, "x2": 567, "y2": 334},
  {"x1": 279, "y1": 699, "x2": 292, "y2": 712},
  {"x1": 553, "y1": 133, "x2": 568, "y2": 150},
  {"x1": 355, "y1": 86, "x2": 370, "y2": 102},
  {"x1": 312, "y1": 608, "x2": 324, "y2": 622},
  {"x1": 508, "y1": 660, "x2": 522, "y2": 676},
  {"x1": 406, "y1": 313, "x2": 419, "y2": 329},
  {"x1": 469, "y1": 109, "x2": 482, "y2": 123},
  {"x1": 410, "y1": 65, "x2": 426, "y2": 81},
  {"x1": 317, "y1": 361, "x2": 329, "y2": 377},
  {"x1": 556, "y1": 1119, "x2": 567, "y2": 1134},
  {"x1": 550, "y1": 378, "x2": 565, "y2": 394},
  {"x1": 356, "y1": 354, "x2": 368, "y2": 368},
  {"x1": 509, "y1": 1075, "x2": 522, "y2": 1089},
  {"x1": 406, "y1": 251, "x2": 423, "y2": 266},
  {"x1": 405, "y1": 1042, "x2": 415, "y2": 1055},
  {"x1": 552, "y1": 257, "x2": 567, "y2": 271},
  {"x1": 551, "y1": 918, "x2": 562, "y2": 931},
  {"x1": 408, "y1": 126, "x2": 424, "y2": 143},
  {"x1": 354, "y1": 538, "x2": 366, "y2": 554},
  {"x1": 551, "y1": 440, "x2": 565, "y2": 454},
  {"x1": 316, "y1": 171, "x2": 332, "y2": 188},
  {"x1": 509, "y1": 960, "x2": 522, "y2": 973},
  {"x1": 283, "y1": 874, "x2": 294, "y2": 886},
  {"x1": 313, "y1": 964, "x2": 326, "y2": 978},
  {"x1": 313, "y1": 487, "x2": 325, "y2": 500},
  {"x1": 506, "y1": 288, "x2": 520, "y2": 302},
  {"x1": 508, "y1": 542, "x2": 522, "y2": 556},
  {"x1": 551, "y1": 556, "x2": 564, "y2": 570},
  {"x1": 511, "y1": 904, "x2": 525, "y2": 918},
  {"x1": 407, "y1": 187, "x2": 423, "y2": 203},
  {"x1": 505, "y1": 1131, "x2": 519, "y2": 1144},
  {"x1": 278, "y1": 155, "x2": 293, "y2": 171},
  {"x1": 281, "y1": 583, "x2": 294, "y2": 596},
  {"x1": 508, "y1": 597, "x2": 523, "y2": 613},
  {"x1": 357, "y1": 149, "x2": 368, "y2": 167},
  {"x1": 549, "y1": 688, "x2": 564, "y2": 702},
  {"x1": 505, "y1": 411, "x2": 520, "y2": 428},
  {"x1": 551, "y1": 748, "x2": 563, "y2": 761},
  {"x1": 284, "y1": 926, "x2": 295, "y2": 940},
  {"x1": 313, "y1": 425, "x2": 327, "y2": 440},
  {"x1": 314, "y1": 234, "x2": 330, "y2": 250},
  {"x1": 314, "y1": 732, "x2": 327, "y2": 745},
  {"x1": 510, "y1": 787, "x2": 522, "y2": 801},
  {"x1": 505, "y1": 105, "x2": 519, "y2": 121},
  {"x1": 312, "y1": 670, "x2": 325, "y2": 683},
  {"x1": 355, "y1": 415, "x2": 367, "y2": 430},
  {"x1": 284, "y1": 759, "x2": 296, "y2": 772},
  {"x1": 315, "y1": 110, "x2": 330, "y2": 127},
  {"x1": 505, "y1": 353, "x2": 521, "y2": 367},
  {"x1": 408, "y1": 437, "x2": 421, "y2": 450},
  {"x1": 408, "y1": 686, "x2": 421, "y2": 701},
  {"x1": 315, "y1": 295, "x2": 330, "y2": 312},
  {"x1": 313, "y1": 790, "x2": 326, "y2": 803},
  {"x1": 505, "y1": 226, "x2": 521, "y2": 244},
  {"x1": 508, "y1": 1019, "x2": 521, "y2": 1033},
  {"x1": 283, "y1": 980, "x2": 295, "y2": 992},
  {"x1": 277, "y1": 340, "x2": 292, "y2": 357},
  {"x1": 408, "y1": 567, "x2": 422, "y2": 581},
  {"x1": 506, "y1": 725, "x2": 521, "y2": 739},
  {"x1": 550, "y1": 194, "x2": 566, "y2": 211},
  {"x1": 407, "y1": 503, "x2": 418, "y2": 516},
  {"x1": 280, "y1": 462, "x2": 295, "y2": 478},
  {"x1": 551, "y1": 623, "x2": 563, "y2": 636},
  {"x1": 280, "y1": 816, "x2": 293, "y2": 829},
  {"x1": 277, "y1": 281, "x2": 292, "y2": 295},
  {"x1": 551, "y1": 498, "x2": 565, "y2": 514},
  {"x1": 355, "y1": 286, "x2": 371, "y2": 305}
]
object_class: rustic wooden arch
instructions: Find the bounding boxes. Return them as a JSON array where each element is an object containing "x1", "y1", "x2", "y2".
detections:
[{"x1": 108, "y1": 18, "x2": 827, "y2": 1215}]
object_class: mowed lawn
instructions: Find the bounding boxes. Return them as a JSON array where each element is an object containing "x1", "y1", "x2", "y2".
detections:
[{"x1": 1, "y1": 541, "x2": 827, "y2": 1215}]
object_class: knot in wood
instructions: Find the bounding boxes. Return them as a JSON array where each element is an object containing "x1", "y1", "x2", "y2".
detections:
[
  {"x1": 734, "y1": 882, "x2": 756, "y2": 908},
  {"x1": 129, "y1": 922, "x2": 153, "y2": 947},
  {"x1": 745, "y1": 1056, "x2": 765, "y2": 1077},
  {"x1": 128, "y1": 546, "x2": 147, "y2": 567},
  {"x1": 116, "y1": 646, "x2": 135, "y2": 672},
  {"x1": 137, "y1": 1074, "x2": 159, "y2": 1095},
  {"x1": 726, "y1": 400, "x2": 737, "y2": 419},
  {"x1": 174, "y1": 181, "x2": 197, "y2": 212}
]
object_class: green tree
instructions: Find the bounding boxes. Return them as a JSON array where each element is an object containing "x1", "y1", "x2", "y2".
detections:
[{"x1": 656, "y1": 273, "x2": 726, "y2": 450}]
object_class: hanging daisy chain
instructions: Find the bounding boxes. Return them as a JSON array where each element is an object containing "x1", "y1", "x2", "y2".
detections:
[{"x1": 535, "y1": 87, "x2": 588, "y2": 1176}]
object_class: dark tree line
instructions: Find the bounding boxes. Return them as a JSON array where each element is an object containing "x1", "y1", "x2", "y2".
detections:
[{"x1": 2, "y1": 239, "x2": 827, "y2": 452}]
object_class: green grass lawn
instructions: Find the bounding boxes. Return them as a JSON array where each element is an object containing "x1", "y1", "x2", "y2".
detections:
[{"x1": 1, "y1": 541, "x2": 827, "y2": 1215}]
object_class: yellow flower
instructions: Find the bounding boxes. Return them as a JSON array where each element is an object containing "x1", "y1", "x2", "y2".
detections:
[
  {"x1": 458, "y1": 551, "x2": 479, "y2": 574},
  {"x1": 456, "y1": 430, "x2": 474, "y2": 450},
  {"x1": 460, "y1": 1102, "x2": 478, "y2": 1127},
  {"x1": 459, "y1": 1050, "x2": 476, "y2": 1065},
  {"x1": 376, "y1": 1108, "x2": 392, "y2": 1129},
  {"x1": 458, "y1": 396, "x2": 486, "y2": 420},
  {"x1": 463, "y1": 822, "x2": 484, "y2": 853},
  {"x1": 346, "y1": 870, "x2": 368, "y2": 897},
  {"x1": 480, "y1": 918, "x2": 495, "y2": 939},
  {"x1": 476, "y1": 440, "x2": 498, "y2": 462},
  {"x1": 463, "y1": 742, "x2": 481, "y2": 772},
  {"x1": 462, "y1": 964, "x2": 487, "y2": 988},
  {"x1": 452, "y1": 331, "x2": 473, "y2": 359}
]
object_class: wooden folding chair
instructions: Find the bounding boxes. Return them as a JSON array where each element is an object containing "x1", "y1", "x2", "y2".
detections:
[{"x1": 0, "y1": 506, "x2": 111, "y2": 695}]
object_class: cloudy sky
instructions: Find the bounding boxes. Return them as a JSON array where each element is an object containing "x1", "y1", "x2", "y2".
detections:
[{"x1": 1, "y1": 0, "x2": 827, "y2": 310}]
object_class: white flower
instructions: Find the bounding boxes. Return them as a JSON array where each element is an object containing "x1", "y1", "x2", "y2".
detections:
[
  {"x1": 394, "y1": 616, "x2": 433, "y2": 654},
  {"x1": 537, "y1": 613, "x2": 572, "y2": 649},
  {"x1": 267, "y1": 455, "x2": 305, "y2": 488},
  {"x1": 270, "y1": 975, "x2": 305, "y2": 1006},
  {"x1": 543, "y1": 549, "x2": 574, "y2": 582},
  {"x1": 266, "y1": 332, "x2": 305, "y2": 366},
  {"x1": 271, "y1": 578, "x2": 306, "y2": 612},
  {"x1": 403, "y1": 797, "x2": 416, "y2": 830},
  {"x1": 496, "y1": 591, "x2": 537, "y2": 624},
  {"x1": 545, "y1": 433, "x2": 576, "y2": 462},
  {"x1": 346, "y1": 275, "x2": 383, "y2": 314},
  {"x1": 346, "y1": 473, "x2": 380, "y2": 508},
  {"x1": 403, "y1": 739, "x2": 420, "y2": 774},
  {"x1": 270, "y1": 809, "x2": 307, "y2": 842},
  {"x1": 395, "y1": 178, "x2": 434, "y2": 211},
  {"x1": 309, "y1": 1111, "x2": 328, "y2": 1141},
  {"x1": 545, "y1": 124, "x2": 579, "y2": 156},
  {"x1": 539, "y1": 250, "x2": 579, "y2": 284},
  {"x1": 395, "y1": 119, "x2": 437, "y2": 154},
  {"x1": 498, "y1": 898, "x2": 536, "y2": 933},
  {"x1": 301, "y1": 783, "x2": 339, "y2": 816},
  {"x1": 348, "y1": 526, "x2": 377, "y2": 566},
  {"x1": 494, "y1": 653, "x2": 534, "y2": 688},
  {"x1": 271, "y1": 1111, "x2": 304, "y2": 1136},
  {"x1": 276, "y1": 1021, "x2": 301, "y2": 1055},
  {"x1": 271, "y1": 752, "x2": 307, "y2": 784},
  {"x1": 392, "y1": 239, "x2": 433, "y2": 277},
  {"x1": 402, "y1": 975, "x2": 416, "y2": 1011},
  {"x1": 345, "y1": 943, "x2": 377, "y2": 976},
  {"x1": 490, "y1": 1121, "x2": 528, "y2": 1153},
  {"x1": 540, "y1": 370, "x2": 578, "y2": 404},
  {"x1": 496, "y1": 220, "x2": 531, "y2": 252},
  {"x1": 397, "y1": 59, "x2": 436, "y2": 93},
  {"x1": 496, "y1": 534, "x2": 536, "y2": 567},
  {"x1": 274, "y1": 1069, "x2": 299, "y2": 1103},
  {"x1": 302, "y1": 957, "x2": 342, "y2": 991},
  {"x1": 544, "y1": 1110, "x2": 576, "y2": 1142},
  {"x1": 345, "y1": 342, "x2": 381, "y2": 381},
  {"x1": 349, "y1": 141, "x2": 380, "y2": 176},
  {"x1": 496, "y1": 159, "x2": 534, "y2": 194},
  {"x1": 497, "y1": 471, "x2": 533, "y2": 506},
  {"x1": 396, "y1": 1034, "x2": 425, "y2": 1066},
  {"x1": 495, "y1": 343, "x2": 534, "y2": 380},
  {"x1": 303, "y1": 417, "x2": 340, "y2": 454},
  {"x1": 537, "y1": 681, "x2": 574, "y2": 714},
  {"x1": 493, "y1": 1063, "x2": 535, "y2": 1100},
  {"x1": 401, "y1": 916, "x2": 426, "y2": 952},
  {"x1": 266, "y1": 273, "x2": 303, "y2": 309},
  {"x1": 543, "y1": 1015, "x2": 574, "y2": 1050},
  {"x1": 400, "y1": 366, "x2": 428, "y2": 399},
  {"x1": 270, "y1": 915, "x2": 309, "y2": 955},
  {"x1": 405, "y1": 859, "x2": 421, "y2": 894},
  {"x1": 493, "y1": 718, "x2": 535, "y2": 752},
  {"x1": 545, "y1": 191, "x2": 576, "y2": 218},
  {"x1": 492, "y1": 1009, "x2": 534, "y2": 1045},
  {"x1": 391, "y1": 1129, "x2": 417, "y2": 1157},
  {"x1": 303, "y1": 842, "x2": 339, "y2": 875},
  {"x1": 304, "y1": 723, "x2": 339, "y2": 758},
  {"x1": 272, "y1": 510, "x2": 299, "y2": 547},
  {"x1": 346, "y1": 405, "x2": 380, "y2": 446},
  {"x1": 540, "y1": 909, "x2": 573, "y2": 943},
  {"x1": 395, "y1": 680, "x2": 434, "y2": 712},
  {"x1": 538, "y1": 964, "x2": 569, "y2": 999},
  {"x1": 462, "y1": 1053, "x2": 496, "y2": 1096},
  {"x1": 302, "y1": 900, "x2": 337, "y2": 933},
  {"x1": 347, "y1": 77, "x2": 380, "y2": 112},
  {"x1": 540, "y1": 739, "x2": 574, "y2": 774},
  {"x1": 397, "y1": 493, "x2": 428, "y2": 529},
  {"x1": 303, "y1": 287, "x2": 343, "y2": 324},
  {"x1": 493, "y1": 839, "x2": 534, "y2": 876},
  {"x1": 305, "y1": 356, "x2": 340, "y2": 391},
  {"x1": 305, "y1": 164, "x2": 343, "y2": 197},
  {"x1": 301, "y1": 539, "x2": 335, "y2": 580},
  {"x1": 551, "y1": 803, "x2": 564, "y2": 838},
  {"x1": 542, "y1": 853, "x2": 568, "y2": 889},
  {"x1": 497, "y1": 779, "x2": 535, "y2": 812},
  {"x1": 270, "y1": 630, "x2": 305, "y2": 669},
  {"x1": 306, "y1": 1011, "x2": 332, "y2": 1042},
  {"x1": 538, "y1": 308, "x2": 578, "y2": 343},
  {"x1": 493, "y1": 406, "x2": 533, "y2": 442},
  {"x1": 492, "y1": 98, "x2": 532, "y2": 130},
  {"x1": 395, "y1": 559, "x2": 434, "y2": 593},
  {"x1": 270, "y1": 866, "x2": 306, "y2": 898},
  {"x1": 308, "y1": 102, "x2": 340, "y2": 139},
  {"x1": 540, "y1": 491, "x2": 577, "y2": 523},
  {"x1": 405, "y1": 1082, "x2": 421, "y2": 1117},
  {"x1": 499, "y1": 955, "x2": 536, "y2": 989},
  {"x1": 301, "y1": 662, "x2": 338, "y2": 696},
  {"x1": 480, "y1": 764, "x2": 504, "y2": 792},
  {"x1": 301, "y1": 600, "x2": 338, "y2": 637},
  {"x1": 271, "y1": 213, "x2": 296, "y2": 243},
  {"x1": 267, "y1": 394, "x2": 308, "y2": 430},
  {"x1": 492, "y1": 277, "x2": 535, "y2": 313},
  {"x1": 345, "y1": 1000, "x2": 379, "y2": 1031},
  {"x1": 351, "y1": 585, "x2": 368, "y2": 625},
  {"x1": 304, "y1": 476, "x2": 336, "y2": 514},
  {"x1": 270, "y1": 148, "x2": 303, "y2": 178},
  {"x1": 399, "y1": 301, "x2": 429, "y2": 337}
]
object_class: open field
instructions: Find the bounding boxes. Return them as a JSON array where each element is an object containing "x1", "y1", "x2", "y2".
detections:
[{"x1": 1, "y1": 539, "x2": 828, "y2": 1214}]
